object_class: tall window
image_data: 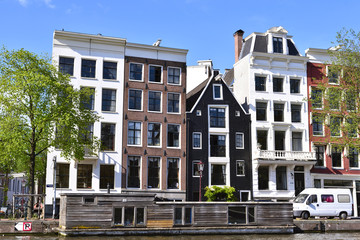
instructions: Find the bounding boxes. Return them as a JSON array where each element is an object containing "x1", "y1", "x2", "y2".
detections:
[
  {"x1": 209, "y1": 107, "x2": 225, "y2": 127},
  {"x1": 192, "y1": 160, "x2": 201, "y2": 177},
  {"x1": 149, "y1": 65, "x2": 162, "y2": 83},
  {"x1": 275, "y1": 131, "x2": 285, "y2": 151},
  {"x1": 328, "y1": 67, "x2": 339, "y2": 84},
  {"x1": 147, "y1": 123, "x2": 161, "y2": 147},
  {"x1": 81, "y1": 59, "x2": 96, "y2": 78},
  {"x1": 315, "y1": 145, "x2": 325, "y2": 167},
  {"x1": 311, "y1": 89, "x2": 323, "y2": 109},
  {"x1": 102, "y1": 89, "x2": 116, "y2": 112},
  {"x1": 167, "y1": 93, "x2": 180, "y2": 113},
  {"x1": 291, "y1": 104, "x2": 301, "y2": 123},
  {"x1": 256, "y1": 102, "x2": 267, "y2": 121},
  {"x1": 347, "y1": 118, "x2": 357, "y2": 138},
  {"x1": 80, "y1": 123, "x2": 94, "y2": 144},
  {"x1": 192, "y1": 132, "x2": 201, "y2": 149},
  {"x1": 273, "y1": 37, "x2": 283, "y2": 53},
  {"x1": 148, "y1": 157, "x2": 160, "y2": 188},
  {"x1": 148, "y1": 91, "x2": 161, "y2": 112},
  {"x1": 312, "y1": 115, "x2": 324, "y2": 136},
  {"x1": 167, "y1": 158, "x2": 179, "y2": 189},
  {"x1": 346, "y1": 90, "x2": 356, "y2": 111},
  {"x1": 328, "y1": 88, "x2": 341, "y2": 110},
  {"x1": 255, "y1": 76, "x2": 266, "y2": 91},
  {"x1": 129, "y1": 89, "x2": 142, "y2": 110},
  {"x1": 77, "y1": 164, "x2": 92, "y2": 189},
  {"x1": 210, "y1": 135, "x2": 226, "y2": 157},
  {"x1": 236, "y1": 160, "x2": 245, "y2": 176},
  {"x1": 349, "y1": 147, "x2": 359, "y2": 168},
  {"x1": 292, "y1": 132, "x2": 302, "y2": 151},
  {"x1": 168, "y1": 67, "x2": 180, "y2": 84},
  {"x1": 276, "y1": 166, "x2": 287, "y2": 190},
  {"x1": 258, "y1": 166, "x2": 269, "y2": 190},
  {"x1": 235, "y1": 133, "x2": 244, "y2": 149},
  {"x1": 59, "y1": 57, "x2": 74, "y2": 76},
  {"x1": 101, "y1": 123, "x2": 115, "y2": 151},
  {"x1": 330, "y1": 117, "x2": 341, "y2": 137},
  {"x1": 274, "y1": 103, "x2": 284, "y2": 122},
  {"x1": 257, "y1": 130, "x2": 267, "y2": 150},
  {"x1": 213, "y1": 84, "x2": 222, "y2": 100},
  {"x1": 211, "y1": 164, "x2": 226, "y2": 185},
  {"x1": 273, "y1": 77, "x2": 283, "y2": 92},
  {"x1": 129, "y1": 63, "x2": 143, "y2": 81},
  {"x1": 56, "y1": 163, "x2": 69, "y2": 188},
  {"x1": 128, "y1": 121, "x2": 141, "y2": 146},
  {"x1": 290, "y1": 79, "x2": 300, "y2": 93},
  {"x1": 128, "y1": 156, "x2": 140, "y2": 188},
  {"x1": 103, "y1": 61, "x2": 117, "y2": 80},
  {"x1": 100, "y1": 165, "x2": 114, "y2": 189},
  {"x1": 331, "y1": 146, "x2": 342, "y2": 168},
  {"x1": 80, "y1": 87, "x2": 95, "y2": 110},
  {"x1": 167, "y1": 124, "x2": 180, "y2": 147}
]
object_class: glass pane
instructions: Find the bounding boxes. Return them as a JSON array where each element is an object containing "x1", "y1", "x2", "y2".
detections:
[
  {"x1": 174, "y1": 208, "x2": 182, "y2": 225},
  {"x1": 228, "y1": 207, "x2": 246, "y2": 224},
  {"x1": 114, "y1": 208, "x2": 122, "y2": 225},
  {"x1": 136, "y1": 208, "x2": 145, "y2": 225},
  {"x1": 124, "y1": 207, "x2": 134, "y2": 226},
  {"x1": 184, "y1": 207, "x2": 192, "y2": 224}
]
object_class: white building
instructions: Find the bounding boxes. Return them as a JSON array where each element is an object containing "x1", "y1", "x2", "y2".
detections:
[
  {"x1": 186, "y1": 60, "x2": 213, "y2": 93},
  {"x1": 233, "y1": 27, "x2": 316, "y2": 201}
]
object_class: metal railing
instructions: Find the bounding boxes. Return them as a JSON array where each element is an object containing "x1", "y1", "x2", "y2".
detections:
[{"x1": 255, "y1": 150, "x2": 316, "y2": 161}]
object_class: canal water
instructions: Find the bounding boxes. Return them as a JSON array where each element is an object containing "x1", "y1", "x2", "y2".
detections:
[{"x1": 1, "y1": 233, "x2": 360, "y2": 240}]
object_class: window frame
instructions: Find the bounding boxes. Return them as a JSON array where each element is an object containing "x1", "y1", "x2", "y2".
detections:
[
  {"x1": 311, "y1": 88, "x2": 323, "y2": 109},
  {"x1": 149, "y1": 65, "x2": 163, "y2": 84},
  {"x1": 56, "y1": 163, "x2": 70, "y2": 189},
  {"x1": 272, "y1": 77, "x2": 283, "y2": 92},
  {"x1": 213, "y1": 84, "x2": 223, "y2": 100},
  {"x1": 236, "y1": 160, "x2": 245, "y2": 176},
  {"x1": 312, "y1": 115, "x2": 324, "y2": 136},
  {"x1": 210, "y1": 163, "x2": 227, "y2": 186},
  {"x1": 127, "y1": 155, "x2": 141, "y2": 189},
  {"x1": 167, "y1": 66, "x2": 181, "y2": 85},
  {"x1": 128, "y1": 89, "x2": 143, "y2": 111},
  {"x1": 59, "y1": 56, "x2": 74, "y2": 76},
  {"x1": 348, "y1": 147, "x2": 359, "y2": 169},
  {"x1": 100, "y1": 164, "x2": 115, "y2": 189},
  {"x1": 210, "y1": 134, "x2": 226, "y2": 157},
  {"x1": 290, "y1": 78, "x2": 300, "y2": 94},
  {"x1": 147, "y1": 156, "x2": 161, "y2": 189},
  {"x1": 147, "y1": 122, "x2": 161, "y2": 147},
  {"x1": 327, "y1": 66, "x2": 340, "y2": 85},
  {"x1": 127, "y1": 121, "x2": 142, "y2": 146},
  {"x1": 273, "y1": 37, "x2": 283, "y2": 53},
  {"x1": 291, "y1": 104, "x2": 301, "y2": 123},
  {"x1": 167, "y1": 92, "x2": 181, "y2": 114},
  {"x1": 209, "y1": 107, "x2": 226, "y2": 128},
  {"x1": 167, "y1": 157, "x2": 180, "y2": 189},
  {"x1": 102, "y1": 88, "x2": 117, "y2": 112},
  {"x1": 80, "y1": 87, "x2": 95, "y2": 111},
  {"x1": 101, "y1": 122, "x2": 116, "y2": 151},
  {"x1": 81, "y1": 59, "x2": 96, "y2": 78},
  {"x1": 103, "y1": 61, "x2": 117, "y2": 80},
  {"x1": 273, "y1": 102, "x2": 285, "y2": 122},
  {"x1": 314, "y1": 145, "x2": 326, "y2": 167},
  {"x1": 192, "y1": 132, "x2": 202, "y2": 149},
  {"x1": 129, "y1": 62, "x2": 144, "y2": 82},
  {"x1": 192, "y1": 160, "x2": 201, "y2": 178},
  {"x1": 331, "y1": 146, "x2": 343, "y2": 168},
  {"x1": 77, "y1": 164, "x2": 93, "y2": 189},
  {"x1": 255, "y1": 75, "x2": 266, "y2": 91},
  {"x1": 167, "y1": 124, "x2": 180, "y2": 148},
  {"x1": 148, "y1": 90, "x2": 162, "y2": 113},
  {"x1": 256, "y1": 101, "x2": 267, "y2": 121},
  {"x1": 235, "y1": 132, "x2": 244, "y2": 149}
]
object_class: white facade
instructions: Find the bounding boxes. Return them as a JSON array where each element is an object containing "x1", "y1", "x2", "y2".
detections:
[
  {"x1": 186, "y1": 60, "x2": 213, "y2": 93},
  {"x1": 45, "y1": 31, "x2": 126, "y2": 210},
  {"x1": 233, "y1": 27, "x2": 316, "y2": 200}
]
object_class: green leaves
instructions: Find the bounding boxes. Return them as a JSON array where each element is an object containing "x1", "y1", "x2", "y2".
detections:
[{"x1": 204, "y1": 186, "x2": 237, "y2": 202}]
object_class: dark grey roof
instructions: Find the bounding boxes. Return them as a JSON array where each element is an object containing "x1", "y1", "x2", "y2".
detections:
[
  {"x1": 287, "y1": 39, "x2": 300, "y2": 56},
  {"x1": 253, "y1": 35, "x2": 268, "y2": 53},
  {"x1": 186, "y1": 77, "x2": 210, "y2": 111},
  {"x1": 240, "y1": 37, "x2": 252, "y2": 59},
  {"x1": 223, "y1": 68, "x2": 234, "y2": 86}
]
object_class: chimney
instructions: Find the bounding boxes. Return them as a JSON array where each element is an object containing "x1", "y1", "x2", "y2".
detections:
[{"x1": 234, "y1": 29, "x2": 244, "y2": 63}]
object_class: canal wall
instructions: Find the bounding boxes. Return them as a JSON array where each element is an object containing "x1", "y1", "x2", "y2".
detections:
[
  {"x1": 0, "y1": 220, "x2": 58, "y2": 234},
  {"x1": 294, "y1": 219, "x2": 360, "y2": 232}
]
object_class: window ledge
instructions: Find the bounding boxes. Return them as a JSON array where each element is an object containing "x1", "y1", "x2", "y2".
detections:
[
  {"x1": 167, "y1": 83, "x2": 181, "y2": 86},
  {"x1": 147, "y1": 145, "x2": 162, "y2": 148},
  {"x1": 103, "y1": 79, "x2": 118, "y2": 82},
  {"x1": 81, "y1": 77, "x2": 98, "y2": 80},
  {"x1": 128, "y1": 109, "x2": 143, "y2": 112},
  {"x1": 129, "y1": 79, "x2": 144, "y2": 82},
  {"x1": 127, "y1": 144, "x2": 143, "y2": 147},
  {"x1": 149, "y1": 81, "x2": 163, "y2": 84},
  {"x1": 148, "y1": 111, "x2": 162, "y2": 114},
  {"x1": 76, "y1": 188, "x2": 95, "y2": 191},
  {"x1": 102, "y1": 111, "x2": 118, "y2": 114},
  {"x1": 167, "y1": 112, "x2": 181, "y2": 115}
]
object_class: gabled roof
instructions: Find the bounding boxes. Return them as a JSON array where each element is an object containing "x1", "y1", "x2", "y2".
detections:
[
  {"x1": 223, "y1": 68, "x2": 234, "y2": 87},
  {"x1": 186, "y1": 77, "x2": 210, "y2": 112}
]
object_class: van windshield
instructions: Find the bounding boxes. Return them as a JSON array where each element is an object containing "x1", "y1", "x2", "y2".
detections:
[{"x1": 294, "y1": 194, "x2": 309, "y2": 203}]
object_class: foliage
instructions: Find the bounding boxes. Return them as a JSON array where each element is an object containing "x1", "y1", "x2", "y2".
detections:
[
  {"x1": 204, "y1": 186, "x2": 237, "y2": 202},
  {"x1": 0, "y1": 47, "x2": 100, "y2": 215}
]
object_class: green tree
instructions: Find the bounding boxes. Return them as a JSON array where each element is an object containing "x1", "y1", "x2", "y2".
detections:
[
  {"x1": 204, "y1": 186, "x2": 237, "y2": 202},
  {"x1": 0, "y1": 47, "x2": 100, "y2": 216}
]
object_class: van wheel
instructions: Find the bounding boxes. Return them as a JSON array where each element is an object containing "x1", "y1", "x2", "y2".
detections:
[
  {"x1": 301, "y1": 211, "x2": 310, "y2": 220},
  {"x1": 339, "y1": 212, "x2": 347, "y2": 220}
]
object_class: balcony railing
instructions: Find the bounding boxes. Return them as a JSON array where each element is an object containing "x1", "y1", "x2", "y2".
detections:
[{"x1": 255, "y1": 150, "x2": 316, "y2": 161}]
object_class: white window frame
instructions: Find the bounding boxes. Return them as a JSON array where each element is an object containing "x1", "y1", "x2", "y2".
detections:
[
  {"x1": 147, "y1": 156, "x2": 161, "y2": 189},
  {"x1": 213, "y1": 84, "x2": 223, "y2": 100},
  {"x1": 208, "y1": 105, "x2": 228, "y2": 131},
  {"x1": 196, "y1": 110, "x2": 202, "y2": 116},
  {"x1": 129, "y1": 62, "x2": 144, "y2": 82},
  {"x1": 167, "y1": 92, "x2": 181, "y2": 114},
  {"x1": 311, "y1": 87, "x2": 323, "y2": 110},
  {"x1": 167, "y1": 124, "x2": 181, "y2": 149},
  {"x1": 81, "y1": 58, "x2": 97, "y2": 79},
  {"x1": 254, "y1": 75, "x2": 267, "y2": 92},
  {"x1": 59, "y1": 56, "x2": 75, "y2": 77},
  {"x1": 103, "y1": 60, "x2": 118, "y2": 81},
  {"x1": 148, "y1": 90, "x2": 162, "y2": 113},
  {"x1": 272, "y1": 76, "x2": 284, "y2": 93},
  {"x1": 167, "y1": 66, "x2": 181, "y2": 85},
  {"x1": 128, "y1": 88, "x2": 143, "y2": 111},
  {"x1": 127, "y1": 121, "x2": 142, "y2": 147},
  {"x1": 236, "y1": 160, "x2": 245, "y2": 176},
  {"x1": 147, "y1": 122, "x2": 162, "y2": 148},
  {"x1": 239, "y1": 190, "x2": 251, "y2": 201},
  {"x1": 149, "y1": 64, "x2": 163, "y2": 84},
  {"x1": 235, "y1": 111, "x2": 240, "y2": 117},
  {"x1": 192, "y1": 160, "x2": 201, "y2": 178},
  {"x1": 235, "y1": 132, "x2": 244, "y2": 149},
  {"x1": 127, "y1": 155, "x2": 141, "y2": 189},
  {"x1": 167, "y1": 157, "x2": 180, "y2": 190},
  {"x1": 331, "y1": 145, "x2": 343, "y2": 169},
  {"x1": 326, "y1": 65, "x2": 340, "y2": 85},
  {"x1": 192, "y1": 132, "x2": 202, "y2": 149},
  {"x1": 209, "y1": 163, "x2": 227, "y2": 186}
]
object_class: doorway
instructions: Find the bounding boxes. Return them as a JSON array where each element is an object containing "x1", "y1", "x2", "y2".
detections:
[{"x1": 294, "y1": 166, "x2": 305, "y2": 196}]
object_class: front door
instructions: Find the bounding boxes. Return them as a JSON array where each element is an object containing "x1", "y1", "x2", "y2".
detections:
[{"x1": 295, "y1": 172, "x2": 305, "y2": 196}]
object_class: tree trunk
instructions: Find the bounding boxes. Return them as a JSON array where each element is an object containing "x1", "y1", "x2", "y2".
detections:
[
  {"x1": 2, "y1": 172, "x2": 8, "y2": 207},
  {"x1": 27, "y1": 152, "x2": 36, "y2": 218}
]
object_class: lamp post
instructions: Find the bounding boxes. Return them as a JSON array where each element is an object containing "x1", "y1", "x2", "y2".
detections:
[
  {"x1": 52, "y1": 156, "x2": 57, "y2": 219},
  {"x1": 198, "y1": 161, "x2": 204, "y2": 202}
]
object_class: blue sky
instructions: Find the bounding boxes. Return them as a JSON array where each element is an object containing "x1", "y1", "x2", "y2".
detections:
[{"x1": 1, "y1": 0, "x2": 360, "y2": 72}]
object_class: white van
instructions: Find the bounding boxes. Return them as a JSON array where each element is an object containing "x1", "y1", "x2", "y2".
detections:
[{"x1": 293, "y1": 188, "x2": 353, "y2": 220}]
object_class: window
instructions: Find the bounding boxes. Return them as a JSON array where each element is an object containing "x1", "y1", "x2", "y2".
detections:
[
  {"x1": 235, "y1": 111, "x2": 240, "y2": 117},
  {"x1": 328, "y1": 88, "x2": 341, "y2": 110},
  {"x1": 256, "y1": 102, "x2": 267, "y2": 121},
  {"x1": 312, "y1": 115, "x2": 324, "y2": 136},
  {"x1": 174, "y1": 207, "x2": 193, "y2": 225},
  {"x1": 129, "y1": 89, "x2": 142, "y2": 110},
  {"x1": 328, "y1": 66, "x2": 339, "y2": 84},
  {"x1": 315, "y1": 145, "x2": 325, "y2": 167},
  {"x1": 347, "y1": 118, "x2": 357, "y2": 138},
  {"x1": 331, "y1": 146, "x2": 342, "y2": 168},
  {"x1": 192, "y1": 160, "x2": 201, "y2": 177},
  {"x1": 349, "y1": 147, "x2": 359, "y2": 168},
  {"x1": 273, "y1": 37, "x2": 283, "y2": 53},
  {"x1": 147, "y1": 123, "x2": 161, "y2": 147},
  {"x1": 148, "y1": 157, "x2": 160, "y2": 188},
  {"x1": 125, "y1": 207, "x2": 135, "y2": 226},
  {"x1": 311, "y1": 89, "x2": 323, "y2": 109},
  {"x1": 167, "y1": 158, "x2": 179, "y2": 189},
  {"x1": 258, "y1": 166, "x2": 269, "y2": 190},
  {"x1": 114, "y1": 207, "x2": 145, "y2": 226},
  {"x1": 236, "y1": 160, "x2": 245, "y2": 176},
  {"x1": 102, "y1": 89, "x2": 116, "y2": 112},
  {"x1": 192, "y1": 132, "x2": 201, "y2": 149},
  {"x1": 80, "y1": 87, "x2": 95, "y2": 110},
  {"x1": 273, "y1": 77, "x2": 283, "y2": 92},
  {"x1": 255, "y1": 76, "x2": 266, "y2": 91},
  {"x1": 211, "y1": 164, "x2": 226, "y2": 185},
  {"x1": 274, "y1": 103, "x2": 284, "y2": 122},
  {"x1": 80, "y1": 123, "x2": 94, "y2": 144},
  {"x1": 101, "y1": 123, "x2": 115, "y2": 151},
  {"x1": 59, "y1": 57, "x2": 74, "y2": 76},
  {"x1": 321, "y1": 195, "x2": 334, "y2": 203},
  {"x1": 128, "y1": 156, "x2": 140, "y2": 188},
  {"x1": 81, "y1": 59, "x2": 96, "y2": 78},
  {"x1": 228, "y1": 206, "x2": 255, "y2": 224},
  {"x1": 103, "y1": 61, "x2": 117, "y2": 80},
  {"x1": 148, "y1": 91, "x2": 161, "y2": 112},
  {"x1": 235, "y1": 133, "x2": 244, "y2": 149},
  {"x1": 330, "y1": 117, "x2": 341, "y2": 137},
  {"x1": 274, "y1": 131, "x2": 285, "y2": 151},
  {"x1": 77, "y1": 164, "x2": 92, "y2": 189},
  {"x1": 56, "y1": 163, "x2": 69, "y2": 188},
  {"x1": 196, "y1": 110, "x2": 201, "y2": 116},
  {"x1": 100, "y1": 165, "x2": 114, "y2": 189},
  {"x1": 167, "y1": 124, "x2": 180, "y2": 147},
  {"x1": 149, "y1": 65, "x2": 162, "y2": 83},
  {"x1": 291, "y1": 104, "x2": 301, "y2": 122},
  {"x1": 257, "y1": 130, "x2": 267, "y2": 150},
  {"x1": 209, "y1": 107, "x2": 225, "y2": 128},
  {"x1": 346, "y1": 90, "x2": 356, "y2": 111},
  {"x1": 129, "y1": 63, "x2": 143, "y2": 81},
  {"x1": 292, "y1": 132, "x2": 302, "y2": 151},
  {"x1": 290, "y1": 79, "x2": 300, "y2": 93},
  {"x1": 276, "y1": 166, "x2": 287, "y2": 190},
  {"x1": 210, "y1": 135, "x2": 226, "y2": 157},
  {"x1": 167, "y1": 93, "x2": 180, "y2": 113},
  {"x1": 338, "y1": 194, "x2": 351, "y2": 203},
  {"x1": 213, "y1": 84, "x2": 222, "y2": 100},
  {"x1": 168, "y1": 67, "x2": 181, "y2": 85},
  {"x1": 128, "y1": 121, "x2": 141, "y2": 146}
]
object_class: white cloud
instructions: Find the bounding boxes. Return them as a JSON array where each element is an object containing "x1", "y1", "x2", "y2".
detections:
[
  {"x1": 17, "y1": 0, "x2": 55, "y2": 8},
  {"x1": 18, "y1": 0, "x2": 28, "y2": 7},
  {"x1": 43, "y1": 0, "x2": 55, "y2": 8}
]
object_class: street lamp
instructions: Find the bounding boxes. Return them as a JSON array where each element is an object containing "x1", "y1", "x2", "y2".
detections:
[
  {"x1": 198, "y1": 161, "x2": 204, "y2": 202},
  {"x1": 52, "y1": 156, "x2": 57, "y2": 219}
]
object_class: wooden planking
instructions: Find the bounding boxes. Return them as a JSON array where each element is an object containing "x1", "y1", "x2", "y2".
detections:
[
  {"x1": 147, "y1": 219, "x2": 173, "y2": 228},
  {"x1": 147, "y1": 205, "x2": 173, "y2": 220},
  {"x1": 256, "y1": 204, "x2": 293, "y2": 226},
  {"x1": 194, "y1": 205, "x2": 228, "y2": 226}
]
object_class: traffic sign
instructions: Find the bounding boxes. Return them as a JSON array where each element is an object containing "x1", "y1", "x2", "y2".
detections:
[{"x1": 15, "y1": 222, "x2": 32, "y2": 231}]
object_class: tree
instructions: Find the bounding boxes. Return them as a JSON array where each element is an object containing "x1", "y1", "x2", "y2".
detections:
[
  {"x1": 0, "y1": 47, "x2": 100, "y2": 217},
  {"x1": 204, "y1": 186, "x2": 237, "y2": 202}
]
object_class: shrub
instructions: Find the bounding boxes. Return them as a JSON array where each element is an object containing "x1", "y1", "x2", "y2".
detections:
[{"x1": 204, "y1": 186, "x2": 237, "y2": 202}]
